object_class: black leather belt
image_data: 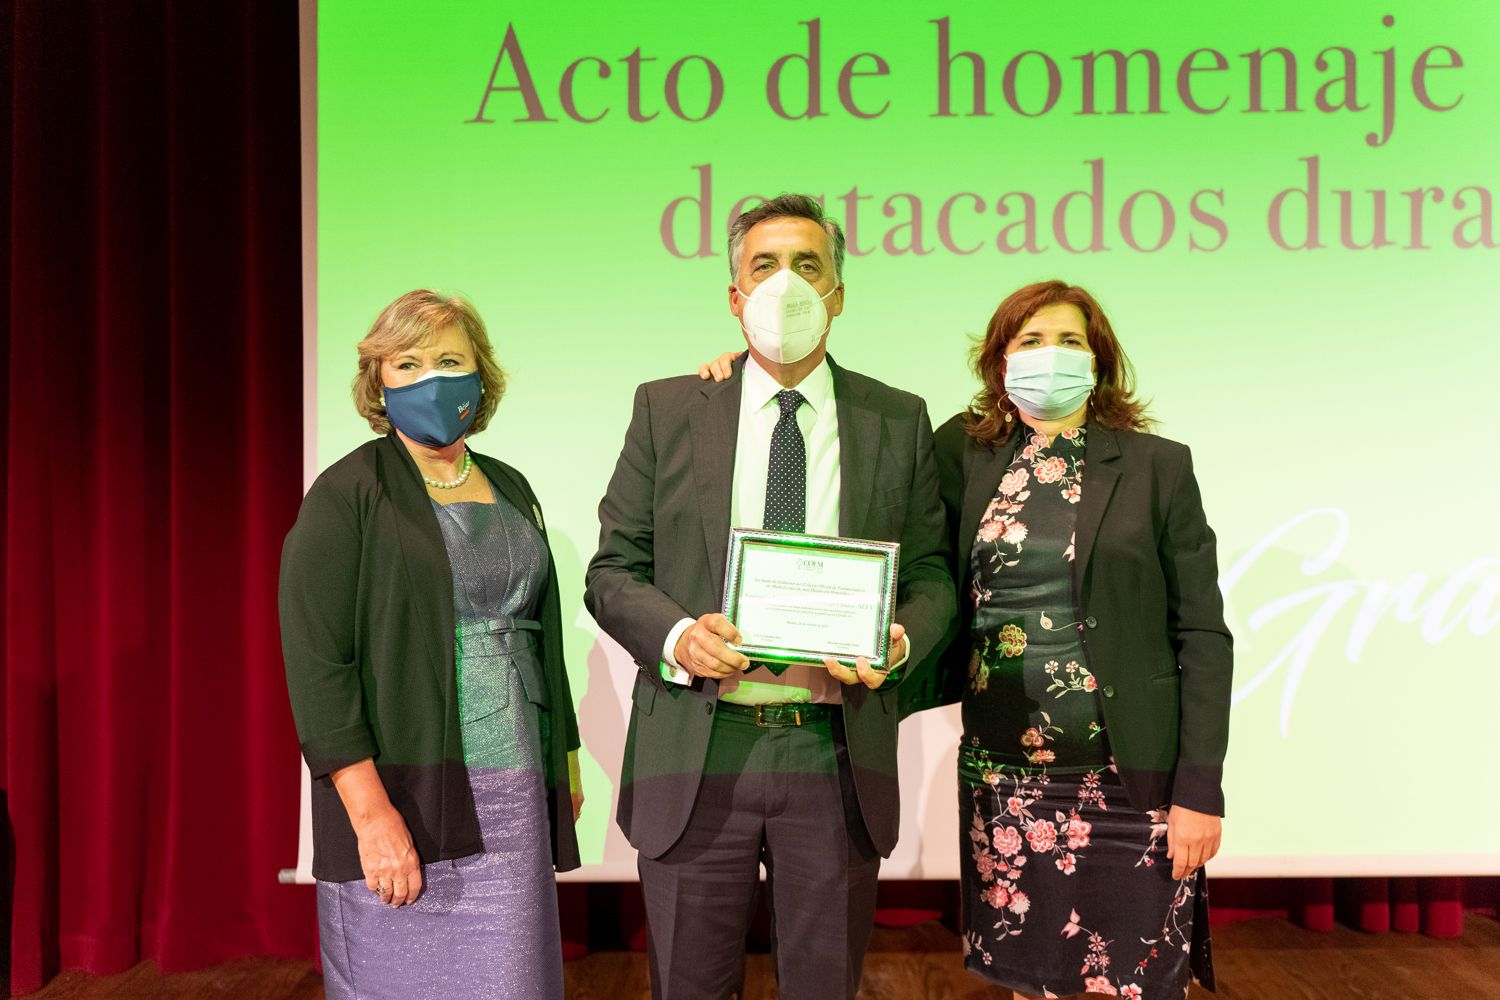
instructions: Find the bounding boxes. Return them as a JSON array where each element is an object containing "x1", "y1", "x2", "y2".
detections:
[{"x1": 717, "y1": 701, "x2": 835, "y2": 728}]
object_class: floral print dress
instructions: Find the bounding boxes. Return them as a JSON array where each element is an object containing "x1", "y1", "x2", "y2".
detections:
[{"x1": 959, "y1": 426, "x2": 1208, "y2": 999}]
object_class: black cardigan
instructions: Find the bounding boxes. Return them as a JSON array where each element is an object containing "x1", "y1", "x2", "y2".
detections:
[
  {"x1": 901, "y1": 416, "x2": 1234, "y2": 816},
  {"x1": 279, "y1": 433, "x2": 581, "y2": 881}
]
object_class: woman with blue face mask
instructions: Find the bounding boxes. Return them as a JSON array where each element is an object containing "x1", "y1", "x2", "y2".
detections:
[
  {"x1": 279, "y1": 289, "x2": 582, "y2": 1000},
  {"x1": 902, "y1": 281, "x2": 1233, "y2": 1000}
]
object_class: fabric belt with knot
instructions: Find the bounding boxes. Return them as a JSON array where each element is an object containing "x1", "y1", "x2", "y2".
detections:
[
  {"x1": 717, "y1": 701, "x2": 835, "y2": 728},
  {"x1": 453, "y1": 615, "x2": 548, "y2": 713},
  {"x1": 456, "y1": 615, "x2": 542, "y2": 637}
]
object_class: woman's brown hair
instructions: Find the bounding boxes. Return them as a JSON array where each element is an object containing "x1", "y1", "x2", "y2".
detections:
[{"x1": 966, "y1": 281, "x2": 1153, "y2": 446}]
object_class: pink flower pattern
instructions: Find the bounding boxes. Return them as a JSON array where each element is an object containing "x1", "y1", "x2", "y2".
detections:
[
  {"x1": 1026, "y1": 819, "x2": 1059, "y2": 852},
  {"x1": 1035, "y1": 455, "x2": 1068, "y2": 483},
  {"x1": 965, "y1": 750, "x2": 1201, "y2": 996},
  {"x1": 964, "y1": 727, "x2": 1121, "y2": 968},
  {"x1": 1067, "y1": 811, "x2": 1093, "y2": 850},
  {"x1": 970, "y1": 431, "x2": 1085, "y2": 614},
  {"x1": 1044, "y1": 658, "x2": 1103, "y2": 700},
  {"x1": 1050, "y1": 881, "x2": 1200, "y2": 999},
  {"x1": 970, "y1": 429, "x2": 1088, "y2": 695}
]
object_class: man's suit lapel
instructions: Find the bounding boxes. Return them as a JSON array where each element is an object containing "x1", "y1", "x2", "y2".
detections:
[
  {"x1": 1072, "y1": 422, "x2": 1122, "y2": 597},
  {"x1": 690, "y1": 364, "x2": 742, "y2": 591},
  {"x1": 829, "y1": 359, "x2": 877, "y2": 713},
  {"x1": 830, "y1": 359, "x2": 880, "y2": 537}
]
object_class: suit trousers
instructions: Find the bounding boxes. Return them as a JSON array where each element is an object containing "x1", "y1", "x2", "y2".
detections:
[{"x1": 637, "y1": 706, "x2": 882, "y2": 1000}]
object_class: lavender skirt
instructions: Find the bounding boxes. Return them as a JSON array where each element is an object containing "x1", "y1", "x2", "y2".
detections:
[{"x1": 316, "y1": 642, "x2": 563, "y2": 1000}]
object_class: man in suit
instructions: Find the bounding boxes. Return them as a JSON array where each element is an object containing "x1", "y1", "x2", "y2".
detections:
[{"x1": 585, "y1": 194, "x2": 956, "y2": 999}]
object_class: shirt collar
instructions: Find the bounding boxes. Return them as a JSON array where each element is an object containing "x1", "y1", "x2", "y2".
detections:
[{"x1": 743, "y1": 353, "x2": 834, "y2": 415}]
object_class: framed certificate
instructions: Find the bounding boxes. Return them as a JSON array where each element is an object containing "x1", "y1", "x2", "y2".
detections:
[{"x1": 721, "y1": 529, "x2": 900, "y2": 669}]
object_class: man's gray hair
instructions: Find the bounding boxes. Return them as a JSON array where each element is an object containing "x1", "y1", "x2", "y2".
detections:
[{"x1": 727, "y1": 193, "x2": 845, "y2": 283}]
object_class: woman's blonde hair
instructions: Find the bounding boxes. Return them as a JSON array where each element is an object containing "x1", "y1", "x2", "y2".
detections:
[{"x1": 351, "y1": 289, "x2": 507, "y2": 436}]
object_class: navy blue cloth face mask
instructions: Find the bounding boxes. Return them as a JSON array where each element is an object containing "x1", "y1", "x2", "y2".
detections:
[{"x1": 382, "y1": 370, "x2": 482, "y2": 447}]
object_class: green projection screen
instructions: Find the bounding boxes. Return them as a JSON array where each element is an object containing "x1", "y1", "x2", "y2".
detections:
[{"x1": 297, "y1": 1, "x2": 1500, "y2": 880}]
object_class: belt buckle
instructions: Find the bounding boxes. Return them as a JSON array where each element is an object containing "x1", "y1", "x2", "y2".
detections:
[{"x1": 753, "y1": 705, "x2": 802, "y2": 728}]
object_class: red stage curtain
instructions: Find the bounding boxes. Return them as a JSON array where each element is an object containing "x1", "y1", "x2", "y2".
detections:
[
  {"x1": 3, "y1": 4, "x2": 1495, "y2": 996},
  {"x1": 4, "y1": 3, "x2": 316, "y2": 993}
]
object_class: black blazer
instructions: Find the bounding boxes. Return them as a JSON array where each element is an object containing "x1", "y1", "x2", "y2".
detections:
[
  {"x1": 584, "y1": 357, "x2": 957, "y2": 859},
  {"x1": 902, "y1": 415, "x2": 1233, "y2": 816},
  {"x1": 279, "y1": 433, "x2": 581, "y2": 882}
]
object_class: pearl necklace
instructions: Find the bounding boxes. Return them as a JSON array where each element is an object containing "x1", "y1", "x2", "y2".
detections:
[{"x1": 422, "y1": 451, "x2": 473, "y2": 490}]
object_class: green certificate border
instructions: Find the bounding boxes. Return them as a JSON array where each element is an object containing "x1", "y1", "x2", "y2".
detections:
[{"x1": 722, "y1": 529, "x2": 900, "y2": 669}]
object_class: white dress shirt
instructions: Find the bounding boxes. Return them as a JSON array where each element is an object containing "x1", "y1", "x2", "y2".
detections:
[{"x1": 661, "y1": 355, "x2": 844, "y2": 704}]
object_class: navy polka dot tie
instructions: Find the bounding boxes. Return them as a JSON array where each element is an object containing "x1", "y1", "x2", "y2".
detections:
[
  {"x1": 762, "y1": 389, "x2": 806, "y2": 676},
  {"x1": 763, "y1": 389, "x2": 807, "y2": 534}
]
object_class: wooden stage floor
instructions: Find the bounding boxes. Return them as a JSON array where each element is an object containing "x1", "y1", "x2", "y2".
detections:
[{"x1": 23, "y1": 914, "x2": 1500, "y2": 999}]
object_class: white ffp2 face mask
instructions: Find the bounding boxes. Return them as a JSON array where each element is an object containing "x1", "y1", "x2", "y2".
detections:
[{"x1": 736, "y1": 269, "x2": 837, "y2": 364}]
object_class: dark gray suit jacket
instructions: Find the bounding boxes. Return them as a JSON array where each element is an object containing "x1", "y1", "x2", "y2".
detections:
[{"x1": 584, "y1": 356, "x2": 956, "y2": 859}]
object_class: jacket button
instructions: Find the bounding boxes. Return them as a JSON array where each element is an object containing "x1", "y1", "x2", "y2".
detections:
[
  {"x1": 1102, "y1": 685, "x2": 1115, "y2": 698},
  {"x1": 1085, "y1": 616, "x2": 1098, "y2": 628},
  {"x1": 705, "y1": 702, "x2": 715, "y2": 715}
]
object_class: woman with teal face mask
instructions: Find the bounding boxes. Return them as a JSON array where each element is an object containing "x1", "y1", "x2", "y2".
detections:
[
  {"x1": 279, "y1": 289, "x2": 584, "y2": 1000},
  {"x1": 903, "y1": 281, "x2": 1233, "y2": 1000}
]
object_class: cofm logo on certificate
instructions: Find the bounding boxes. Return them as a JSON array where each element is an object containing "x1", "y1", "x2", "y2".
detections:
[{"x1": 721, "y1": 528, "x2": 900, "y2": 670}]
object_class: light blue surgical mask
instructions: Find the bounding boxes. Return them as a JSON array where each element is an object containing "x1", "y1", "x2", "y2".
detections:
[{"x1": 1004, "y1": 346, "x2": 1095, "y2": 420}]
